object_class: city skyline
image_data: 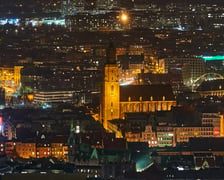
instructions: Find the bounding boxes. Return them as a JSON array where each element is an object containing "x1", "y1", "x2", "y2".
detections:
[{"x1": 0, "y1": 0, "x2": 224, "y2": 179}]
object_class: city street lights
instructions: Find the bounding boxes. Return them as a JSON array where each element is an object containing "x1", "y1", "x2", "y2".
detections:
[
  {"x1": 121, "y1": 13, "x2": 128, "y2": 22},
  {"x1": 120, "y1": 12, "x2": 129, "y2": 30}
]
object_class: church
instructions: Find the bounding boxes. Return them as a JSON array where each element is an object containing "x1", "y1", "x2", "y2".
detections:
[{"x1": 100, "y1": 43, "x2": 176, "y2": 130}]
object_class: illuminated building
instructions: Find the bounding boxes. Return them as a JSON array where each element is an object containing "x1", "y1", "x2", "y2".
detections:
[
  {"x1": 130, "y1": 125, "x2": 214, "y2": 147},
  {"x1": 128, "y1": 45, "x2": 145, "y2": 55},
  {"x1": 221, "y1": 115, "x2": 224, "y2": 137},
  {"x1": 0, "y1": 66, "x2": 23, "y2": 104},
  {"x1": 201, "y1": 113, "x2": 224, "y2": 137},
  {"x1": 101, "y1": 44, "x2": 176, "y2": 130},
  {"x1": 125, "y1": 131, "x2": 141, "y2": 142},
  {"x1": 108, "y1": 108, "x2": 219, "y2": 147},
  {"x1": 33, "y1": 90, "x2": 74, "y2": 105},
  {"x1": 160, "y1": 57, "x2": 206, "y2": 87},
  {"x1": 130, "y1": 125, "x2": 174, "y2": 147},
  {"x1": 4, "y1": 141, "x2": 16, "y2": 158},
  {"x1": 51, "y1": 142, "x2": 68, "y2": 161},
  {"x1": 5, "y1": 140, "x2": 69, "y2": 161},
  {"x1": 15, "y1": 142, "x2": 36, "y2": 159},
  {"x1": 119, "y1": 85, "x2": 176, "y2": 119},
  {"x1": 156, "y1": 126, "x2": 175, "y2": 147},
  {"x1": 174, "y1": 126, "x2": 214, "y2": 144},
  {"x1": 36, "y1": 143, "x2": 51, "y2": 158},
  {"x1": 100, "y1": 43, "x2": 120, "y2": 130},
  {"x1": 141, "y1": 125, "x2": 157, "y2": 146},
  {"x1": 197, "y1": 79, "x2": 224, "y2": 97}
]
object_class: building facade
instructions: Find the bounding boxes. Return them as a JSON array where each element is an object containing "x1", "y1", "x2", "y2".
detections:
[
  {"x1": 201, "y1": 112, "x2": 224, "y2": 136},
  {"x1": 160, "y1": 57, "x2": 206, "y2": 87},
  {"x1": 100, "y1": 44, "x2": 176, "y2": 130},
  {"x1": 0, "y1": 66, "x2": 23, "y2": 103},
  {"x1": 100, "y1": 43, "x2": 120, "y2": 130},
  {"x1": 33, "y1": 90, "x2": 74, "y2": 105}
]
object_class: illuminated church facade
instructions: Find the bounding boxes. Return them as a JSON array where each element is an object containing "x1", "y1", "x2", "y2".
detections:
[{"x1": 100, "y1": 44, "x2": 176, "y2": 130}]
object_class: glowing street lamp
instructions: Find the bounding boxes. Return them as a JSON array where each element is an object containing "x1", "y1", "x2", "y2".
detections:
[
  {"x1": 121, "y1": 13, "x2": 128, "y2": 23},
  {"x1": 120, "y1": 12, "x2": 129, "y2": 31}
]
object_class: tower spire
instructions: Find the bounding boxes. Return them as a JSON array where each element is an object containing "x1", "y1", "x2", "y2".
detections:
[
  {"x1": 67, "y1": 119, "x2": 75, "y2": 163},
  {"x1": 106, "y1": 42, "x2": 116, "y2": 64},
  {"x1": 68, "y1": 119, "x2": 75, "y2": 145},
  {"x1": 70, "y1": 119, "x2": 74, "y2": 133}
]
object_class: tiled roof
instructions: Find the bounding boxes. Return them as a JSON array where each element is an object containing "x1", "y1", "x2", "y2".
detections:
[{"x1": 120, "y1": 84, "x2": 175, "y2": 101}]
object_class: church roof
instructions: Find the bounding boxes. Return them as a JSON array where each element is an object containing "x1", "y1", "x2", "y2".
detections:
[{"x1": 120, "y1": 84, "x2": 175, "y2": 102}]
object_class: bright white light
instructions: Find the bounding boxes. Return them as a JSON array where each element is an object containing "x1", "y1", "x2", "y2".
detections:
[
  {"x1": 75, "y1": 125, "x2": 80, "y2": 134},
  {"x1": 120, "y1": 77, "x2": 134, "y2": 86},
  {"x1": 177, "y1": 166, "x2": 184, "y2": 171}
]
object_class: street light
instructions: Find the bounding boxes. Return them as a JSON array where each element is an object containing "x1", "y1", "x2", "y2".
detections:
[
  {"x1": 120, "y1": 12, "x2": 129, "y2": 31},
  {"x1": 121, "y1": 13, "x2": 128, "y2": 23}
]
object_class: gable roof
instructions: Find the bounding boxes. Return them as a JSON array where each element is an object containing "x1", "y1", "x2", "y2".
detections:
[
  {"x1": 90, "y1": 148, "x2": 99, "y2": 160},
  {"x1": 120, "y1": 84, "x2": 175, "y2": 101}
]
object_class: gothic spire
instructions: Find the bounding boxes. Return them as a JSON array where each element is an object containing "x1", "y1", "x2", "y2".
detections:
[{"x1": 106, "y1": 42, "x2": 116, "y2": 64}]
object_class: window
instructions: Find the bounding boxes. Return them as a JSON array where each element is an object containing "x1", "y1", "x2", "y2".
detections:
[{"x1": 111, "y1": 85, "x2": 114, "y2": 96}]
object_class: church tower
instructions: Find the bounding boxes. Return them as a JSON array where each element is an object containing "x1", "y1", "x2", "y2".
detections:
[
  {"x1": 67, "y1": 120, "x2": 75, "y2": 163},
  {"x1": 101, "y1": 43, "x2": 120, "y2": 130}
]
